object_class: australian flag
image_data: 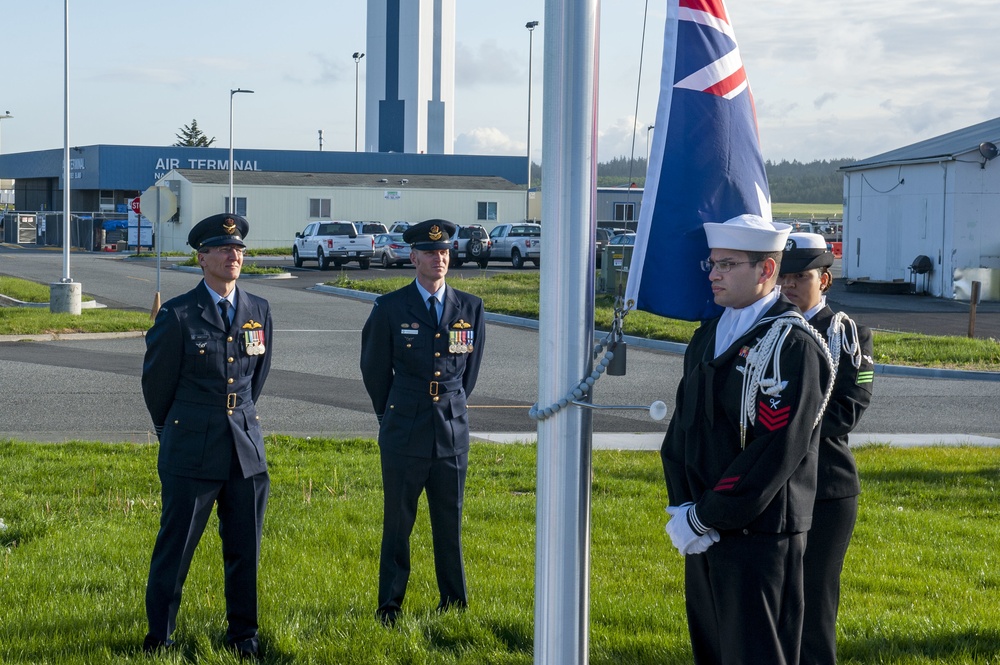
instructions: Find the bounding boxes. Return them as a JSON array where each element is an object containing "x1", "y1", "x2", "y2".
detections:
[{"x1": 625, "y1": 0, "x2": 771, "y2": 322}]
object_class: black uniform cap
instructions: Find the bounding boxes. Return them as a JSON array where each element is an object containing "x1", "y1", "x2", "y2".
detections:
[
  {"x1": 188, "y1": 213, "x2": 249, "y2": 250},
  {"x1": 403, "y1": 219, "x2": 457, "y2": 251},
  {"x1": 780, "y1": 232, "x2": 834, "y2": 274}
]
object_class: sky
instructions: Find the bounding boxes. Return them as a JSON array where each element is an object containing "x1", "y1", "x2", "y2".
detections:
[{"x1": 2, "y1": 0, "x2": 999, "y2": 166}]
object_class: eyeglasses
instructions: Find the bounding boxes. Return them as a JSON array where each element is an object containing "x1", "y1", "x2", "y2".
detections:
[
  {"x1": 700, "y1": 259, "x2": 758, "y2": 274},
  {"x1": 210, "y1": 246, "x2": 246, "y2": 256}
]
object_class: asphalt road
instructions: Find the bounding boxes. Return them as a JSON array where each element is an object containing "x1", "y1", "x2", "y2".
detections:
[{"x1": 1, "y1": 247, "x2": 999, "y2": 446}]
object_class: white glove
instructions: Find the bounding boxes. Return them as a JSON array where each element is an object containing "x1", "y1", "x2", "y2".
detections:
[
  {"x1": 685, "y1": 528, "x2": 721, "y2": 555},
  {"x1": 666, "y1": 504, "x2": 721, "y2": 555}
]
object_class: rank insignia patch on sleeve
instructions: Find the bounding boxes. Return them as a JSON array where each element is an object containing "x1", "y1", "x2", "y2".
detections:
[{"x1": 758, "y1": 400, "x2": 791, "y2": 431}]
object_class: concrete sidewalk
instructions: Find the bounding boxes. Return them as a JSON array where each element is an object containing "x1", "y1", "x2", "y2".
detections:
[{"x1": 472, "y1": 432, "x2": 1000, "y2": 450}]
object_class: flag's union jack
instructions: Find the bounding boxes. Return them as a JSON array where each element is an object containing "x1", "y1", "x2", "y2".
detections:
[{"x1": 625, "y1": 0, "x2": 771, "y2": 322}]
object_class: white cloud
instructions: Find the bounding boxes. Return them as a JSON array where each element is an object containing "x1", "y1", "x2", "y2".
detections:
[
  {"x1": 455, "y1": 40, "x2": 523, "y2": 88},
  {"x1": 455, "y1": 127, "x2": 524, "y2": 155}
]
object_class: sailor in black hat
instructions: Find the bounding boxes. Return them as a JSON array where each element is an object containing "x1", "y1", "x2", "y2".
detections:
[
  {"x1": 780, "y1": 233, "x2": 874, "y2": 665},
  {"x1": 661, "y1": 215, "x2": 834, "y2": 664},
  {"x1": 141, "y1": 212, "x2": 272, "y2": 659},
  {"x1": 360, "y1": 218, "x2": 486, "y2": 625}
]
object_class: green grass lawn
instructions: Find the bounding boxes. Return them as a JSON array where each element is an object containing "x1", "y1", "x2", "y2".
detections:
[
  {"x1": 331, "y1": 273, "x2": 1000, "y2": 370},
  {"x1": 0, "y1": 439, "x2": 998, "y2": 664},
  {"x1": 772, "y1": 202, "x2": 843, "y2": 219}
]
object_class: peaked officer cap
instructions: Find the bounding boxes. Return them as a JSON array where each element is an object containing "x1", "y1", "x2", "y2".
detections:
[
  {"x1": 188, "y1": 213, "x2": 249, "y2": 250},
  {"x1": 403, "y1": 219, "x2": 458, "y2": 251}
]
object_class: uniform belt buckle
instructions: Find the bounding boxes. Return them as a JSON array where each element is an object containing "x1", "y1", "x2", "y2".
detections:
[
  {"x1": 429, "y1": 381, "x2": 439, "y2": 396},
  {"x1": 227, "y1": 393, "x2": 237, "y2": 409}
]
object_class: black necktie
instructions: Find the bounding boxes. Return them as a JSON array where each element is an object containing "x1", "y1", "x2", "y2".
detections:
[
  {"x1": 219, "y1": 299, "x2": 231, "y2": 326},
  {"x1": 427, "y1": 296, "x2": 438, "y2": 325}
]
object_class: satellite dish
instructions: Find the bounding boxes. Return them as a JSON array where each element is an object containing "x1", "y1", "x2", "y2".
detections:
[{"x1": 980, "y1": 142, "x2": 999, "y2": 161}]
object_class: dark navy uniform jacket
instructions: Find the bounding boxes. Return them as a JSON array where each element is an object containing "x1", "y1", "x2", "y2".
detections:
[
  {"x1": 811, "y1": 306, "x2": 874, "y2": 500},
  {"x1": 360, "y1": 281, "x2": 485, "y2": 458},
  {"x1": 142, "y1": 281, "x2": 272, "y2": 480},
  {"x1": 662, "y1": 296, "x2": 832, "y2": 534}
]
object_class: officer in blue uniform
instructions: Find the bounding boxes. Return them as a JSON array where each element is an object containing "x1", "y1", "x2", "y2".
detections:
[
  {"x1": 360, "y1": 218, "x2": 486, "y2": 625},
  {"x1": 141, "y1": 213, "x2": 272, "y2": 659}
]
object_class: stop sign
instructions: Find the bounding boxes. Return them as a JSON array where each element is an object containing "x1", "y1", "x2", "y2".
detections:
[{"x1": 130, "y1": 198, "x2": 141, "y2": 214}]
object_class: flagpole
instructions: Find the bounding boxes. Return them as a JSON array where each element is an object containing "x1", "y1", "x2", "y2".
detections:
[{"x1": 534, "y1": 0, "x2": 599, "y2": 662}]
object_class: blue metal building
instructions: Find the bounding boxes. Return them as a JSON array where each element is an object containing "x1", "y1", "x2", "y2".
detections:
[{"x1": 0, "y1": 144, "x2": 526, "y2": 214}]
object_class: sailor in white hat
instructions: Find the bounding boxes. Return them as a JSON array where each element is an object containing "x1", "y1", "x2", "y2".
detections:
[{"x1": 660, "y1": 213, "x2": 835, "y2": 664}]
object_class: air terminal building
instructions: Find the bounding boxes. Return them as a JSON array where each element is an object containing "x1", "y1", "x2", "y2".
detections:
[{"x1": 0, "y1": 145, "x2": 532, "y2": 251}]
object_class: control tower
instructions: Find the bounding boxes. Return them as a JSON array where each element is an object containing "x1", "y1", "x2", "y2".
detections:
[{"x1": 365, "y1": 0, "x2": 455, "y2": 154}]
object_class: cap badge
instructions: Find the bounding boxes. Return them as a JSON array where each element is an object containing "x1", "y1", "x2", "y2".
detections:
[
  {"x1": 223, "y1": 218, "x2": 237, "y2": 235},
  {"x1": 429, "y1": 225, "x2": 442, "y2": 241}
]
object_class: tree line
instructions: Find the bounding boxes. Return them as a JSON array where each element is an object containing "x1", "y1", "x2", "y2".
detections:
[
  {"x1": 595, "y1": 156, "x2": 857, "y2": 204},
  {"x1": 174, "y1": 117, "x2": 852, "y2": 204}
]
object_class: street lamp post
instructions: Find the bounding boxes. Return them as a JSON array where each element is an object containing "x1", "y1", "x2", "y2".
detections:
[
  {"x1": 525, "y1": 20, "x2": 539, "y2": 222},
  {"x1": 51, "y1": 0, "x2": 81, "y2": 315},
  {"x1": 0, "y1": 112, "x2": 12, "y2": 215},
  {"x1": 229, "y1": 88, "x2": 254, "y2": 214},
  {"x1": 353, "y1": 52, "x2": 365, "y2": 152},
  {"x1": 646, "y1": 124, "x2": 654, "y2": 164},
  {"x1": 0, "y1": 111, "x2": 11, "y2": 155}
]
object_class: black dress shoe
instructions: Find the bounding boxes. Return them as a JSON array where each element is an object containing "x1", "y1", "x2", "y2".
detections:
[
  {"x1": 227, "y1": 636, "x2": 260, "y2": 661},
  {"x1": 436, "y1": 598, "x2": 468, "y2": 613},
  {"x1": 376, "y1": 608, "x2": 401, "y2": 627},
  {"x1": 141, "y1": 635, "x2": 173, "y2": 654}
]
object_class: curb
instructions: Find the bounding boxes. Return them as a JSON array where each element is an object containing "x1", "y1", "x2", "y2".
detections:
[
  {"x1": 169, "y1": 265, "x2": 296, "y2": 279},
  {"x1": 311, "y1": 284, "x2": 999, "y2": 382},
  {"x1": 0, "y1": 330, "x2": 146, "y2": 343}
]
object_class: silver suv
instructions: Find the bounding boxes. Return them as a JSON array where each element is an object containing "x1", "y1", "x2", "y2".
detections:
[{"x1": 450, "y1": 224, "x2": 492, "y2": 268}]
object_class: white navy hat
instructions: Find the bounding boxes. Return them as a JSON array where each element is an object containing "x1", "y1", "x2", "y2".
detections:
[
  {"x1": 703, "y1": 214, "x2": 791, "y2": 252},
  {"x1": 780, "y1": 232, "x2": 834, "y2": 274}
]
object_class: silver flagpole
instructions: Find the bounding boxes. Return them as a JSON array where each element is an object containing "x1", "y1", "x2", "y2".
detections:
[{"x1": 534, "y1": 0, "x2": 599, "y2": 662}]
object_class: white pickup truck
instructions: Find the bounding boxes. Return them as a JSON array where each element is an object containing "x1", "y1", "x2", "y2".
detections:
[
  {"x1": 293, "y1": 220, "x2": 375, "y2": 270},
  {"x1": 487, "y1": 223, "x2": 542, "y2": 268}
]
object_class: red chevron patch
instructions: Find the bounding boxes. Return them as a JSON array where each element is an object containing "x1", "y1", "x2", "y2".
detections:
[
  {"x1": 714, "y1": 475, "x2": 741, "y2": 492},
  {"x1": 758, "y1": 401, "x2": 791, "y2": 431}
]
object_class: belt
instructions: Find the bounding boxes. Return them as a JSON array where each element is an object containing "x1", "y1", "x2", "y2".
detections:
[
  {"x1": 174, "y1": 388, "x2": 251, "y2": 409},
  {"x1": 392, "y1": 376, "x2": 463, "y2": 396}
]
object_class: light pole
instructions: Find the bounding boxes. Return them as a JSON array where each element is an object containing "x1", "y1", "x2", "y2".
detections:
[
  {"x1": 51, "y1": 0, "x2": 81, "y2": 315},
  {"x1": 0, "y1": 112, "x2": 11, "y2": 214},
  {"x1": 353, "y1": 52, "x2": 365, "y2": 152},
  {"x1": 525, "y1": 20, "x2": 539, "y2": 222},
  {"x1": 646, "y1": 124, "x2": 654, "y2": 164},
  {"x1": 0, "y1": 111, "x2": 11, "y2": 155},
  {"x1": 229, "y1": 88, "x2": 254, "y2": 214}
]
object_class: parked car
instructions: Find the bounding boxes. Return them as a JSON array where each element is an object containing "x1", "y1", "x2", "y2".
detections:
[
  {"x1": 293, "y1": 220, "x2": 374, "y2": 269},
  {"x1": 388, "y1": 221, "x2": 411, "y2": 233},
  {"x1": 354, "y1": 221, "x2": 389, "y2": 236},
  {"x1": 609, "y1": 233, "x2": 635, "y2": 246},
  {"x1": 450, "y1": 224, "x2": 492, "y2": 268},
  {"x1": 488, "y1": 223, "x2": 542, "y2": 268},
  {"x1": 373, "y1": 233, "x2": 412, "y2": 268},
  {"x1": 596, "y1": 228, "x2": 615, "y2": 268}
]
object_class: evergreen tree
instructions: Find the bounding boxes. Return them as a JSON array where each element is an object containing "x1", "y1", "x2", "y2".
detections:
[{"x1": 173, "y1": 119, "x2": 216, "y2": 147}]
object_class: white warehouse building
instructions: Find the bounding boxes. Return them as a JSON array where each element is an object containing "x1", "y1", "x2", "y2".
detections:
[
  {"x1": 153, "y1": 169, "x2": 524, "y2": 252},
  {"x1": 841, "y1": 116, "x2": 1000, "y2": 300}
]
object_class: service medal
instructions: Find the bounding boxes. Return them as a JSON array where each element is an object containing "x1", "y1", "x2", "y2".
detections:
[{"x1": 244, "y1": 329, "x2": 266, "y2": 356}]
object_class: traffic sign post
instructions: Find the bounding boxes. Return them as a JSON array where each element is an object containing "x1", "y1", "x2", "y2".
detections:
[{"x1": 139, "y1": 186, "x2": 178, "y2": 318}]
